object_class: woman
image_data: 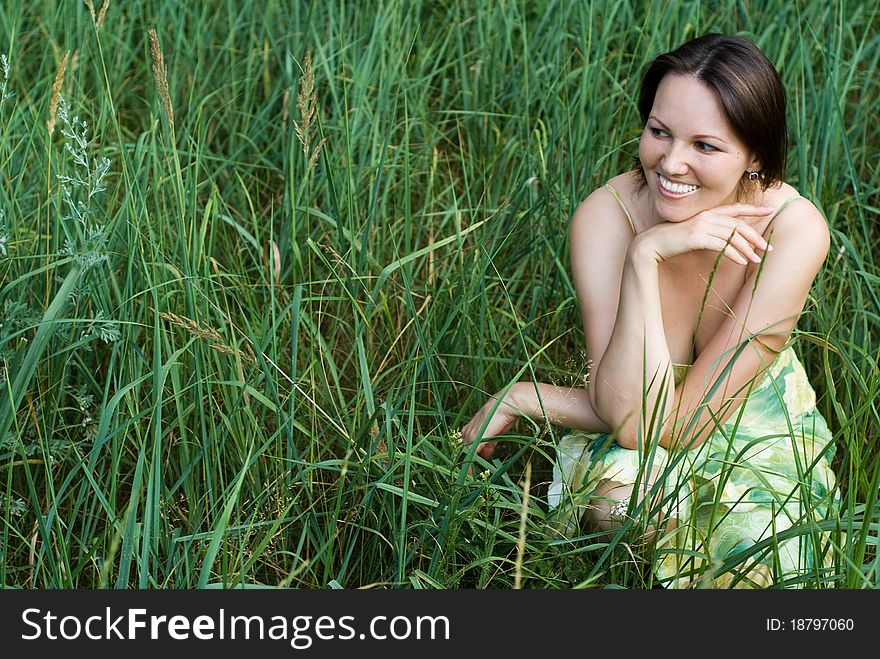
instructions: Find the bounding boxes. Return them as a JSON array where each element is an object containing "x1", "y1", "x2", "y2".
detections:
[{"x1": 460, "y1": 33, "x2": 839, "y2": 588}]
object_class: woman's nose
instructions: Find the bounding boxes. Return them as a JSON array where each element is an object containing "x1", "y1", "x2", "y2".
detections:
[{"x1": 663, "y1": 141, "x2": 690, "y2": 175}]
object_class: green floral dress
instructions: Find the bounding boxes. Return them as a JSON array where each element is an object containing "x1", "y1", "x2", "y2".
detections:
[{"x1": 548, "y1": 345, "x2": 840, "y2": 588}]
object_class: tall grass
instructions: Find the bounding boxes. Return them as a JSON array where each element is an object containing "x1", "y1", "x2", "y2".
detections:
[{"x1": 0, "y1": 0, "x2": 877, "y2": 588}]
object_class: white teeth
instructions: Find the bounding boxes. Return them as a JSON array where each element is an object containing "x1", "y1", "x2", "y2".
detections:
[{"x1": 659, "y1": 175, "x2": 699, "y2": 195}]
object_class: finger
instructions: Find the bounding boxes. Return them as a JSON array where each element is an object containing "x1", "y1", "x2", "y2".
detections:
[
  {"x1": 732, "y1": 221, "x2": 771, "y2": 252},
  {"x1": 718, "y1": 229, "x2": 763, "y2": 263},
  {"x1": 707, "y1": 235, "x2": 752, "y2": 265},
  {"x1": 722, "y1": 243, "x2": 750, "y2": 266},
  {"x1": 708, "y1": 220, "x2": 770, "y2": 255},
  {"x1": 477, "y1": 441, "x2": 497, "y2": 459}
]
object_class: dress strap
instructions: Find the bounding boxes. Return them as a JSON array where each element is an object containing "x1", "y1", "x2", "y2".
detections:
[
  {"x1": 770, "y1": 195, "x2": 802, "y2": 219},
  {"x1": 604, "y1": 183, "x2": 637, "y2": 234}
]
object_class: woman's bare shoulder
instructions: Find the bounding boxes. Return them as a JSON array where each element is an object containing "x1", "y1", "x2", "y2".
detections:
[
  {"x1": 751, "y1": 181, "x2": 824, "y2": 236},
  {"x1": 761, "y1": 181, "x2": 820, "y2": 215},
  {"x1": 569, "y1": 175, "x2": 639, "y2": 288},
  {"x1": 764, "y1": 182, "x2": 826, "y2": 228},
  {"x1": 760, "y1": 182, "x2": 830, "y2": 263},
  {"x1": 570, "y1": 171, "x2": 640, "y2": 236},
  {"x1": 605, "y1": 170, "x2": 642, "y2": 191}
]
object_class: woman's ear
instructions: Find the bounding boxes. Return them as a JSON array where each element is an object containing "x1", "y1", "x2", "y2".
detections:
[{"x1": 747, "y1": 154, "x2": 763, "y2": 173}]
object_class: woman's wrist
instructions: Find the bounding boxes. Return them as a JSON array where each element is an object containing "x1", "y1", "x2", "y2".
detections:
[
  {"x1": 626, "y1": 234, "x2": 662, "y2": 270},
  {"x1": 505, "y1": 381, "x2": 529, "y2": 413}
]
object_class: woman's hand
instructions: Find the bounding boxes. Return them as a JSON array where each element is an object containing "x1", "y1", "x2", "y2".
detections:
[
  {"x1": 460, "y1": 384, "x2": 524, "y2": 460},
  {"x1": 633, "y1": 203, "x2": 775, "y2": 266}
]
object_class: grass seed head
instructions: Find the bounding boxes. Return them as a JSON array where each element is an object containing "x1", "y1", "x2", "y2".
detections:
[
  {"x1": 159, "y1": 312, "x2": 256, "y2": 365},
  {"x1": 47, "y1": 51, "x2": 69, "y2": 137},
  {"x1": 84, "y1": 1, "x2": 109, "y2": 30},
  {"x1": 96, "y1": 0, "x2": 109, "y2": 29},
  {"x1": 148, "y1": 28, "x2": 174, "y2": 125},
  {"x1": 293, "y1": 51, "x2": 325, "y2": 169}
]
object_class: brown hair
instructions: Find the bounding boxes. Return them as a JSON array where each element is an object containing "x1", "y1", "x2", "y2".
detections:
[{"x1": 634, "y1": 33, "x2": 787, "y2": 193}]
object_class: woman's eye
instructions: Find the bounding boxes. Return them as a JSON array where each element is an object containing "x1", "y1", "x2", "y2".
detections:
[
  {"x1": 696, "y1": 141, "x2": 717, "y2": 152},
  {"x1": 649, "y1": 127, "x2": 668, "y2": 138}
]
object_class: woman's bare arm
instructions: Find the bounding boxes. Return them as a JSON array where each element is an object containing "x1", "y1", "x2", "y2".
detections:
[
  {"x1": 589, "y1": 237, "x2": 675, "y2": 448},
  {"x1": 510, "y1": 382, "x2": 611, "y2": 430},
  {"x1": 576, "y1": 190, "x2": 825, "y2": 451},
  {"x1": 461, "y1": 381, "x2": 610, "y2": 458},
  {"x1": 590, "y1": 198, "x2": 828, "y2": 451},
  {"x1": 659, "y1": 200, "x2": 829, "y2": 450},
  {"x1": 569, "y1": 187, "x2": 637, "y2": 426}
]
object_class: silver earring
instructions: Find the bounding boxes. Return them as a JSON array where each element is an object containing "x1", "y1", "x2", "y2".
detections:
[{"x1": 748, "y1": 170, "x2": 760, "y2": 181}]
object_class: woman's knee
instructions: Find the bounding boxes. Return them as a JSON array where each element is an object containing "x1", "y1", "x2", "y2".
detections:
[
  {"x1": 585, "y1": 470, "x2": 675, "y2": 543},
  {"x1": 586, "y1": 479, "x2": 635, "y2": 532}
]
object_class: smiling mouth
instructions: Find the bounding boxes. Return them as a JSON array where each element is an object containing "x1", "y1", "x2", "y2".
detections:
[{"x1": 658, "y1": 174, "x2": 700, "y2": 198}]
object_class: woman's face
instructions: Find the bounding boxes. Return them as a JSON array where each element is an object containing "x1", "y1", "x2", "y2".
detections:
[{"x1": 638, "y1": 74, "x2": 761, "y2": 223}]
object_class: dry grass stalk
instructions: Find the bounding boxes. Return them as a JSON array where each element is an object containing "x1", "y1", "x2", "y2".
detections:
[
  {"x1": 293, "y1": 51, "x2": 325, "y2": 168},
  {"x1": 84, "y1": 1, "x2": 109, "y2": 30},
  {"x1": 160, "y1": 311, "x2": 222, "y2": 342},
  {"x1": 96, "y1": 0, "x2": 109, "y2": 29},
  {"x1": 28, "y1": 526, "x2": 38, "y2": 588},
  {"x1": 148, "y1": 28, "x2": 174, "y2": 125},
  {"x1": 47, "y1": 50, "x2": 69, "y2": 137},
  {"x1": 269, "y1": 240, "x2": 281, "y2": 287},
  {"x1": 514, "y1": 462, "x2": 532, "y2": 589},
  {"x1": 160, "y1": 312, "x2": 255, "y2": 365}
]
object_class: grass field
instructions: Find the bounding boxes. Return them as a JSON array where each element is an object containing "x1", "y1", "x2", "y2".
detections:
[{"x1": 0, "y1": 0, "x2": 877, "y2": 588}]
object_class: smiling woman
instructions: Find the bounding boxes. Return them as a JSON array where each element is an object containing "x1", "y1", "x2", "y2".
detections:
[
  {"x1": 460, "y1": 33, "x2": 839, "y2": 588},
  {"x1": 633, "y1": 34, "x2": 787, "y2": 224},
  {"x1": 638, "y1": 74, "x2": 765, "y2": 225}
]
